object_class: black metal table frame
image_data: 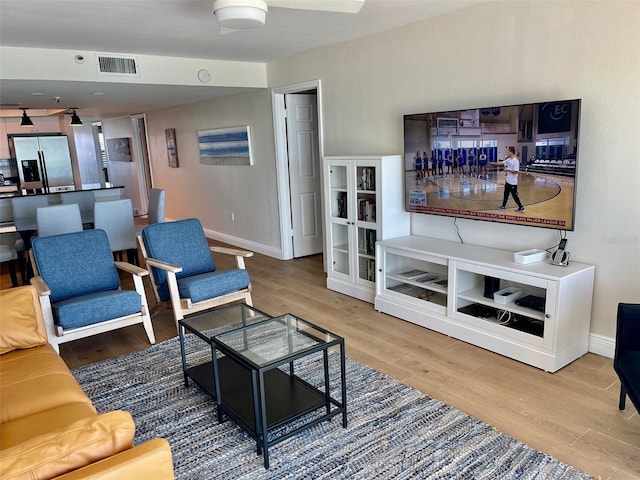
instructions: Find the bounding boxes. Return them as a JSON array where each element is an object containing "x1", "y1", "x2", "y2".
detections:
[
  {"x1": 178, "y1": 303, "x2": 271, "y2": 396},
  {"x1": 214, "y1": 323, "x2": 347, "y2": 468},
  {"x1": 179, "y1": 309, "x2": 347, "y2": 469}
]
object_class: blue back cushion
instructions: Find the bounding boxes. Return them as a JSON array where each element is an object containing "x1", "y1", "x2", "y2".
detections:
[
  {"x1": 32, "y1": 229, "x2": 121, "y2": 303},
  {"x1": 142, "y1": 219, "x2": 216, "y2": 296}
]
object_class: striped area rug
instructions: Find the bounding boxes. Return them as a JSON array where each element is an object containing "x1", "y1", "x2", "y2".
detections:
[{"x1": 73, "y1": 335, "x2": 593, "y2": 479}]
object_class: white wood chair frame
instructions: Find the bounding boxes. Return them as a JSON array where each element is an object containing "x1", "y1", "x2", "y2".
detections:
[
  {"x1": 138, "y1": 236, "x2": 253, "y2": 331},
  {"x1": 30, "y1": 260, "x2": 155, "y2": 354}
]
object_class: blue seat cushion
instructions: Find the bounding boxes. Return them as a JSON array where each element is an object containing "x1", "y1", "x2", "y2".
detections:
[
  {"x1": 142, "y1": 219, "x2": 216, "y2": 301},
  {"x1": 53, "y1": 290, "x2": 143, "y2": 329},
  {"x1": 174, "y1": 269, "x2": 250, "y2": 303},
  {"x1": 32, "y1": 229, "x2": 120, "y2": 303}
]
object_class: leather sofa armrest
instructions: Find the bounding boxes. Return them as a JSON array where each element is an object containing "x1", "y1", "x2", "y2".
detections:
[
  {"x1": 0, "y1": 286, "x2": 48, "y2": 354},
  {"x1": 0, "y1": 411, "x2": 135, "y2": 480},
  {"x1": 52, "y1": 438, "x2": 174, "y2": 480}
]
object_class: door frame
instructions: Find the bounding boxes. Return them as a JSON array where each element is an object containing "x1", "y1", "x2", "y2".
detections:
[
  {"x1": 131, "y1": 114, "x2": 153, "y2": 214},
  {"x1": 272, "y1": 80, "x2": 325, "y2": 261}
]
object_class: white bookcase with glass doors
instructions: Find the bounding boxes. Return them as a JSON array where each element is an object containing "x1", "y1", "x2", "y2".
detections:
[{"x1": 324, "y1": 155, "x2": 410, "y2": 303}]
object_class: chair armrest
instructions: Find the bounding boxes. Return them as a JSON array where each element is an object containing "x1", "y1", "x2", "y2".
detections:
[
  {"x1": 115, "y1": 261, "x2": 149, "y2": 277},
  {"x1": 30, "y1": 276, "x2": 51, "y2": 297},
  {"x1": 144, "y1": 257, "x2": 183, "y2": 273},
  {"x1": 52, "y1": 438, "x2": 174, "y2": 480},
  {"x1": 28, "y1": 277, "x2": 58, "y2": 350},
  {"x1": 210, "y1": 246, "x2": 254, "y2": 258}
]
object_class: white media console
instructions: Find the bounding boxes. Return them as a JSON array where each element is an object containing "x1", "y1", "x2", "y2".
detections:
[{"x1": 374, "y1": 236, "x2": 595, "y2": 372}]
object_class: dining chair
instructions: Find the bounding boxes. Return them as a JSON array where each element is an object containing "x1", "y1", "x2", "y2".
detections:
[
  {"x1": 135, "y1": 188, "x2": 165, "y2": 236},
  {"x1": 36, "y1": 204, "x2": 83, "y2": 237},
  {"x1": 13, "y1": 234, "x2": 27, "y2": 284},
  {"x1": 138, "y1": 218, "x2": 253, "y2": 331},
  {"x1": 0, "y1": 233, "x2": 19, "y2": 287},
  {"x1": 147, "y1": 188, "x2": 166, "y2": 224},
  {"x1": 30, "y1": 228, "x2": 155, "y2": 353},
  {"x1": 11, "y1": 195, "x2": 50, "y2": 230},
  {"x1": 60, "y1": 190, "x2": 96, "y2": 226},
  {"x1": 94, "y1": 198, "x2": 137, "y2": 264},
  {"x1": 11, "y1": 195, "x2": 50, "y2": 282}
]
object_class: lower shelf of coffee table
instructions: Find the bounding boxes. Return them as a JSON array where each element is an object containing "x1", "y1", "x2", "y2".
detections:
[{"x1": 187, "y1": 357, "x2": 327, "y2": 434}]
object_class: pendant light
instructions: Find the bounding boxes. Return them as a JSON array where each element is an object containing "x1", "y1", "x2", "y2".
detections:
[
  {"x1": 68, "y1": 108, "x2": 83, "y2": 126},
  {"x1": 19, "y1": 108, "x2": 34, "y2": 127}
]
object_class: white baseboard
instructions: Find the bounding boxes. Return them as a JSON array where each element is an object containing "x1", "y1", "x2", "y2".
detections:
[
  {"x1": 201, "y1": 227, "x2": 284, "y2": 260},
  {"x1": 162, "y1": 217, "x2": 284, "y2": 259},
  {"x1": 589, "y1": 333, "x2": 615, "y2": 359}
]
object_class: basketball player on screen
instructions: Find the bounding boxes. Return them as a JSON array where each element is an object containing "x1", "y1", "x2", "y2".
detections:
[{"x1": 492, "y1": 146, "x2": 525, "y2": 213}]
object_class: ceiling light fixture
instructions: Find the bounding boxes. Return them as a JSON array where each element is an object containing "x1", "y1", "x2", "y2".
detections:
[
  {"x1": 19, "y1": 108, "x2": 34, "y2": 127},
  {"x1": 68, "y1": 108, "x2": 83, "y2": 126},
  {"x1": 212, "y1": 0, "x2": 267, "y2": 30}
]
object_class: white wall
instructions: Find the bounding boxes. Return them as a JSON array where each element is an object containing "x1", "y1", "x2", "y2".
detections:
[
  {"x1": 144, "y1": 89, "x2": 281, "y2": 253},
  {"x1": 263, "y1": 0, "x2": 640, "y2": 341}
]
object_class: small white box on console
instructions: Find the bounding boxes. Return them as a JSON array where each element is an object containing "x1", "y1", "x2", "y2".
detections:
[
  {"x1": 493, "y1": 287, "x2": 522, "y2": 304},
  {"x1": 514, "y1": 249, "x2": 546, "y2": 264}
]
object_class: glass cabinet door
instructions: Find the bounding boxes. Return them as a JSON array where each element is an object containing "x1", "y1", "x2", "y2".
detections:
[
  {"x1": 355, "y1": 164, "x2": 377, "y2": 285},
  {"x1": 329, "y1": 222, "x2": 350, "y2": 277},
  {"x1": 328, "y1": 163, "x2": 350, "y2": 278}
]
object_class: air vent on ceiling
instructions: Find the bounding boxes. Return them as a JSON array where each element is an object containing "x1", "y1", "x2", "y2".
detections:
[{"x1": 96, "y1": 55, "x2": 139, "y2": 76}]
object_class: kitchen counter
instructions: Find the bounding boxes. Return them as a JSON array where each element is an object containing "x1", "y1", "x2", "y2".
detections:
[
  {"x1": 0, "y1": 185, "x2": 124, "y2": 223},
  {"x1": 4, "y1": 184, "x2": 124, "y2": 198}
]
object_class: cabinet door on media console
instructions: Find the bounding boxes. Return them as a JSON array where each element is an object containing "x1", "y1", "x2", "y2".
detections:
[
  {"x1": 452, "y1": 261, "x2": 556, "y2": 350},
  {"x1": 376, "y1": 244, "x2": 449, "y2": 316}
]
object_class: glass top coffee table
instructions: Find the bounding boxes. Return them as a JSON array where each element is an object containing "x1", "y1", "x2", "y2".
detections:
[
  {"x1": 178, "y1": 304, "x2": 347, "y2": 469},
  {"x1": 178, "y1": 303, "x2": 271, "y2": 398}
]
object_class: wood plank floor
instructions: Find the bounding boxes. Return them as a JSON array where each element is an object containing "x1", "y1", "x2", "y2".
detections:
[{"x1": 1, "y1": 246, "x2": 638, "y2": 479}]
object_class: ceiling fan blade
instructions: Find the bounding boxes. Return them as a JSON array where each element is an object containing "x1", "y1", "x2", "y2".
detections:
[{"x1": 267, "y1": 0, "x2": 365, "y2": 14}]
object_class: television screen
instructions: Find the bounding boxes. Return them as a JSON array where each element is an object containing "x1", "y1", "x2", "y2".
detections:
[{"x1": 403, "y1": 99, "x2": 581, "y2": 230}]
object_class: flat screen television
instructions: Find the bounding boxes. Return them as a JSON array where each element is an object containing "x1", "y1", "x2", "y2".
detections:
[{"x1": 403, "y1": 99, "x2": 581, "y2": 231}]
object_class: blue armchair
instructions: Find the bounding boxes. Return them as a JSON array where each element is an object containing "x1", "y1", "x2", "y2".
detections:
[
  {"x1": 30, "y1": 229, "x2": 156, "y2": 353},
  {"x1": 139, "y1": 218, "x2": 253, "y2": 331},
  {"x1": 614, "y1": 303, "x2": 640, "y2": 414}
]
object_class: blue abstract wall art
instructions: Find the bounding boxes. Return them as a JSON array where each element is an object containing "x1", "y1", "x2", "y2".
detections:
[{"x1": 198, "y1": 126, "x2": 253, "y2": 166}]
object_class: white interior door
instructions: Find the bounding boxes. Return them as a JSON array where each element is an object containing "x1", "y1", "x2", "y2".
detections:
[{"x1": 286, "y1": 93, "x2": 323, "y2": 258}]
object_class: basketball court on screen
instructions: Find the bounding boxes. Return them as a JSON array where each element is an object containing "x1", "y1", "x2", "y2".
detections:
[{"x1": 405, "y1": 168, "x2": 575, "y2": 229}]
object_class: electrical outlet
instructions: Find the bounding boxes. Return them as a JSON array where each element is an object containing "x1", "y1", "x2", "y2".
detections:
[{"x1": 230, "y1": 212, "x2": 235, "y2": 222}]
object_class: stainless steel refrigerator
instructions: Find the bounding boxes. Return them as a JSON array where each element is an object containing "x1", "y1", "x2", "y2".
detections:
[{"x1": 13, "y1": 135, "x2": 75, "y2": 192}]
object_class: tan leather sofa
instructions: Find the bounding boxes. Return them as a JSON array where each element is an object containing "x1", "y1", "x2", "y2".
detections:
[{"x1": 0, "y1": 286, "x2": 174, "y2": 480}]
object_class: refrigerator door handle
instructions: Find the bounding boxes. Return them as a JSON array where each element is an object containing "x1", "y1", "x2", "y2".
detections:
[{"x1": 39, "y1": 150, "x2": 50, "y2": 192}]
